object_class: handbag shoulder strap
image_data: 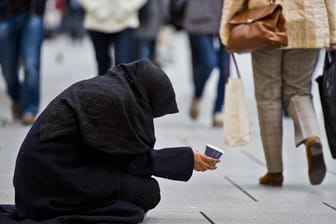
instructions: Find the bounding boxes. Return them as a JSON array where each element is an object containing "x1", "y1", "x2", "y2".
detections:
[{"x1": 231, "y1": 53, "x2": 241, "y2": 79}]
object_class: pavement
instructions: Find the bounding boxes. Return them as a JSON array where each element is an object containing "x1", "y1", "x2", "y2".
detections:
[{"x1": 0, "y1": 30, "x2": 336, "y2": 224}]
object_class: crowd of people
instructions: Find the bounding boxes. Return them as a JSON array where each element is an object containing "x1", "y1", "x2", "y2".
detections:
[
  {"x1": 0, "y1": 0, "x2": 335, "y2": 223},
  {"x1": 0, "y1": 0, "x2": 230, "y2": 127}
]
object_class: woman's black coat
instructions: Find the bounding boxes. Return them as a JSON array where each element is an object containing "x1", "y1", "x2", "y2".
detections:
[{"x1": 0, "y1": 60, "x2": 194, "y2": 224}]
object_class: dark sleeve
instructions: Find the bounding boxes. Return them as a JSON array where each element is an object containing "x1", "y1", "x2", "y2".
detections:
[{"x1": 125, "y1": 147, "x2": 194, "y2": 181}]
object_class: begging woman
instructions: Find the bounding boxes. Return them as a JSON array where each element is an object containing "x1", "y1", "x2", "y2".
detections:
[{"x1": 0, "y1": 59, "x2": 219, "y2": 224}]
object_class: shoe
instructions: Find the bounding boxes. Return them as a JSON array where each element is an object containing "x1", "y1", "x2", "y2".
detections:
[
  {"x1": 305, "y1": 136, "x2": 326, "y2": 185},
  {"x1": 189, "y1": 97, "x2": 200, "y2": 120},
  {"x1": 21, "y1": 113, "x2": 35, "y2": 125},
  {"x1": 212, "y1": 113, "x2": 223, "y2": 127},
  {"x1": 259, "y1": 172, "x2": 283, "y2": 186},
  {"x1": 11, "y1": 103, "x2": 21, "y2": 120}
]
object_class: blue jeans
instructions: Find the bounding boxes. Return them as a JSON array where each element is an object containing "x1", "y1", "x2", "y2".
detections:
[
  {"x1": 189, "y1": 34, "x2": 229, "y2": 113},
  {"x1": 137, "y1": 39, "x2": 156, "y2": 61},
  {"x1": 0, "y1": 13, "x2": 44, "y2": 116}
]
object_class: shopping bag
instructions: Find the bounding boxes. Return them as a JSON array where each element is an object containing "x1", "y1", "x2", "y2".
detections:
[
  {"x1": 223, "y1": 54, "x2": 251, "y2": 146},
  {"x1": 316, "y1": 51, "x2": 336, "y2": 159}
]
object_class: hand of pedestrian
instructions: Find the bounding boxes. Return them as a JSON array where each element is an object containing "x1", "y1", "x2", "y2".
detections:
[
  {"x1": 193, "y1": 150, "x2": 220, "y2": 172},
  {"x1": 326, "y1": 43, "x2": 336, "y2": 51}
]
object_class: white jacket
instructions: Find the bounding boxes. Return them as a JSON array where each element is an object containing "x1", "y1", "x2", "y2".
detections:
[{"x1": 79, "y1": 0, "x2": 147, "y2": 33}]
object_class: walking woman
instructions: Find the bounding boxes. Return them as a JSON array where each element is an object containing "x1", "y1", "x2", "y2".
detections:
[{"x1": 220, "y1": 0, "x2": 336, "y2": 186}]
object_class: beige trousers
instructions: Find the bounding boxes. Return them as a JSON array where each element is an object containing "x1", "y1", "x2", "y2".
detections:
[{"x1": 251, "y1": 49, "x2": 320, "y2": 173}]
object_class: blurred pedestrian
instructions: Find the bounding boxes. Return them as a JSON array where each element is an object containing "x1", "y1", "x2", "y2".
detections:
[
  {"x1": 220, "y1": 0, "x2": 336, "y2": 186},
  {"x1": 79, "y1": 0, "x2": 147, "y2": 75},
  {"x1": 59, "y1": 0, "x2": 86, "y2": 41},
  {"x1": 0, "y1": 0, "x2": 47, "y2": 125},
  {"x1": 0, "y1": 60, "x2": 220, "y2": 224},
  {"x1": 136, "y1": 0, "x2": 170, "y2": 63},
  {"x1": 183, "y1": 0, "x2": 230, "y2": 127}
]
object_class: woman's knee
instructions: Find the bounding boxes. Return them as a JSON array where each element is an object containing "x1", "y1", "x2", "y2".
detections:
[{"x1": 134, "y1": 177, "x2": 161, "y2": 212}]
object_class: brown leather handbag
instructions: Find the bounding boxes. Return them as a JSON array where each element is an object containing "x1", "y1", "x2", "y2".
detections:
[{"x1": 226, "y1": 1, "x2": 288, "y2": 53}]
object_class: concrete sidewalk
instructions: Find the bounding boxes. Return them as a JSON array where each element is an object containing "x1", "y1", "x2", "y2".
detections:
[{"x1": 1, "y1": 31, "x2": 336, "y2": 224}]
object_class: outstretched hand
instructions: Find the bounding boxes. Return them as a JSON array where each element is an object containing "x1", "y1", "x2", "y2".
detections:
[{"x1": 193, "y1": 150, "x2": 220, "y2": 172}]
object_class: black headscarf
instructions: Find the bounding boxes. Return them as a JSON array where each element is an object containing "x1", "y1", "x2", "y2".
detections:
[{"x1": 39, "y1": 59, "x2": 178, "y2": 154}]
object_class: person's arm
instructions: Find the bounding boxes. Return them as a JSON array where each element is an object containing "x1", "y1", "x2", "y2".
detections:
[{"x1": 124, "y1": 147, "x2": 219, "y2": 181}]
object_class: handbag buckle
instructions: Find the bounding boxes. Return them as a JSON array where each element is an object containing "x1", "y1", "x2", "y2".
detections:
[{"x1": 246, "y1": 18, "x2": 253, "y2": 24}]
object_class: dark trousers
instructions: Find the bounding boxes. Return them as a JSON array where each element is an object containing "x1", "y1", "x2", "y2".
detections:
[
  {"x1": 88, "y1": 28, "x2": 139, "y2": 76},
  {"x1": 120, "y1": 174, "x2": 161, "y2": 212},
  {"x1": 0, "y1": 13, "x2": 44, "y2": 116},
  {"x1": 189, "y1": 34, "x2": 229, "y2": 113}
]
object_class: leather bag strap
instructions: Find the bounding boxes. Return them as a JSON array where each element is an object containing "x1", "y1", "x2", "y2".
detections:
[{"x1": 231, "y1": 53, "x2": 241, "y2": 79}]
